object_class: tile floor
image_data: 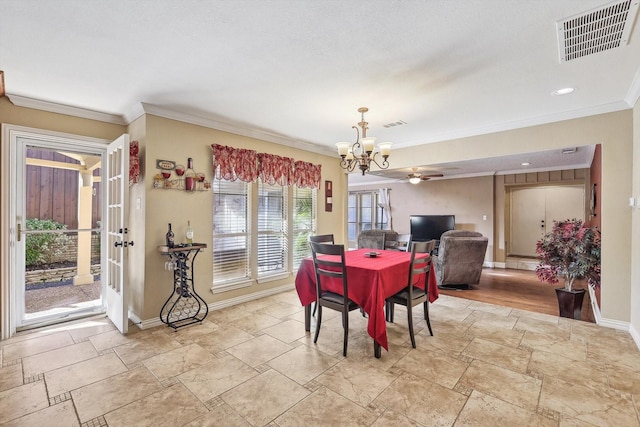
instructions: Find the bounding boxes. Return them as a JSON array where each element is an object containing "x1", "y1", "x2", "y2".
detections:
[{"x1": 1, "y1": 290, "x2": 640, "y2": 426}]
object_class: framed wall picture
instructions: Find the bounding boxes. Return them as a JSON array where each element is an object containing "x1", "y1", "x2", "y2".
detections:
[{"x1": 325, "y1": 180, "x2": 332, "y2": 212}]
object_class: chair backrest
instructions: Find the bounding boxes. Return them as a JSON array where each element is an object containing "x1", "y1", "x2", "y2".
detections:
[
  {"x1": 357, "y1": 230, "x2": 386, "y2": 250},
  {"x1": 309, "y1": 234, "x2": 334, "y2": 244},
  {"x1": 424, "y1": 239, "x2": 437, "y2": 254},
  {"x1": 408, "y1": 241, "x2": 431, "y2": 291},
  {"x1": 395, "y1": 233, "x2": 412, "y2": 252},
  {"x1": 435, "y1": 230, "x2": 488, "y2": 285},
  {"x1": 310, "y1": 241, "x2": 348, "y2": 300}
]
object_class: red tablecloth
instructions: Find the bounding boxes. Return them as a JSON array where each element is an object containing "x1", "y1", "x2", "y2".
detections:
[{"x1": 295, "y1": 248, "x2": 439, "y2": 351}]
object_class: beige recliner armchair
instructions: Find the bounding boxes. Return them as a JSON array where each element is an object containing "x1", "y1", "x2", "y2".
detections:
[{"x1": 433, "y1": 230, "x2": 488, "y2": 289}]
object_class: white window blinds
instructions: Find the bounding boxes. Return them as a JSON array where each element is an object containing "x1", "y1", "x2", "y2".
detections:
[
  {"x1": 213, "y1": 178, "x2": 250, "y2": 285},
  {"x1": 257, "y1": 182, "x2": 288, "y2": 276},
  {"x1": 292, "y1": 186, "x2": 316, "y2": 269}
]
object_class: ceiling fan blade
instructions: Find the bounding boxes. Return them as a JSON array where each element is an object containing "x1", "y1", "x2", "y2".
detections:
[{"x1": 421, "y1": 173, "x2": 444, "y2": 179}]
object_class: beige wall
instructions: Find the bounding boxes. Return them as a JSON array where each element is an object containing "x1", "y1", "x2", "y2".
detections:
[
  {"x1": 137, "y1": 114, "x2": 346, "y2": 320},
  {"x1": 387, "y1": 111, "x2": 633, "y2": 323},
  {"x1": 351, "y1": 176, "x2": 494, "y2": 262},
  {"x1": 631, "y1": 100, "x2": 640, "y2": 337}
]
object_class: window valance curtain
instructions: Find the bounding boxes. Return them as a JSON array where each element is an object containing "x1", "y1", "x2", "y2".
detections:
[
  {"x1": 212, "y1": 143, "x2": 259, "y2": 182},
  {"x1": 258, "y1": 153, "x2": 294, "y2": 186},
  {"x1": 211, "y1": 144, "x2": 321, "y2": 188},
  {"x1": 294, "y1": 160, "x2": 322, "y2": 189}
]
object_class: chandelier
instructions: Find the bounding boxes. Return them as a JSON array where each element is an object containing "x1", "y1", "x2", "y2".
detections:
[{"x1": 336, "y1": 107, "x2": 392, "y2": 175}]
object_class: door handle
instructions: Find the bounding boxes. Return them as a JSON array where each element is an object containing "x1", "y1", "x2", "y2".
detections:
[
  {"x1": 17, "y1": 223, "x2": 22, "y2": 242},
  {"x1": 114, "y1": 241, "x2": 134, "y2": 247}
]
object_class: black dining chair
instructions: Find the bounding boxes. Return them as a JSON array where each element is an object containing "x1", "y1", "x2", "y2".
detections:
[
  {"x1": 385, "y1": 240, "x2": 433, "y2": 348},
  {"x1": 395, "y1": 233, "x2": 412, "y2": 252},
  {"x1": 308, "y1": 234, "x2": 335, "y2": 316},
  {"x1": 310, "y1": 241, "x2": 360, "y2": 357},
  {"x1": 309, "y1": 234, "x2": 335, "y2": 244}
]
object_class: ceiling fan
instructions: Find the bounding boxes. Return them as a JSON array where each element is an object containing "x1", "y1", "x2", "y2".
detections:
[{"x1": 407, "y1": 168, "x2": 444, "y2": 184}]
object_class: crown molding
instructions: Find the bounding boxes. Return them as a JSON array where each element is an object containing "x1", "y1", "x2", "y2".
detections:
[
  {"x1": 136, "y1": 103, "x2": 335, "y2": 157},
  {"x1": 6, "y1": 93, "x2": 127, "y2": 125},
  {"x1": 395, "y1": 100, "x2": 631, "y2": 149},
  {"x1": 625, "y1": 65, "x2": 640, "y2": 107}
]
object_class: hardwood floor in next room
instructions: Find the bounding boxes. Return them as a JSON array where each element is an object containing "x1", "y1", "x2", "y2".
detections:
[{"x1": 437, "y1": 268, "x2": 595, "y2": 323}]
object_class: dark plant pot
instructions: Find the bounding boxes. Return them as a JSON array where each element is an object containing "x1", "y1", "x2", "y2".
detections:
[{"x1": 555, "y1": 288, "x2": 586, "y2": 320}]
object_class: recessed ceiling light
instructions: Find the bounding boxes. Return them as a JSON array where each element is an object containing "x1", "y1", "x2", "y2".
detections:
[
  {"x1": 552, "y1": 87, "x2": 575, "y2": 96},
  {"x1": 521, "y1": 162, "x2": 531, "y2": 166}
]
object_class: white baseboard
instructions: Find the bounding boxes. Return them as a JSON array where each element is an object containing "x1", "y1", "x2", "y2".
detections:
[
  {"x1": 598, "y1": 317, "x2": 630, "y2": 331},
  {"x1": 587, "y1": 286, "x2": 602, "y2": 324},
  {"x1": 131, "y1": 283, "x2": 296, "y2": 330},
  {"x1": 630, "y1": 323, "x2": 640, "y2": 350}
]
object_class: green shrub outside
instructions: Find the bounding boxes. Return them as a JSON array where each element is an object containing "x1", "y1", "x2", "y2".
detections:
[{"x1": 25, "y1": 218, "x2": 70, "y2": 267}]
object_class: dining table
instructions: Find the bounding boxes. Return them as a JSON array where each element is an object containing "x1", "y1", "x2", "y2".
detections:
[{"x1": 295, "y1": 248, "x2": 439, "y2": 358}]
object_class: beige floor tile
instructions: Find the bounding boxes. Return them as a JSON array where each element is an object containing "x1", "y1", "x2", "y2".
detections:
[
  {"x1": 0, "y1": 363, "x2": 23, "y2": 392},
  {"x1": 468, "y1": 300, "x2": 514, "y2": 317},
  {"x1": 393, "y1": 345, "x2": 469, "y2": 389},
  {"x1": 462, "y1": 337, "x2": 532, "y2": 373},
  {"x1": 315, "y1": 358, "x2": 399, "y2": 406},
  {"x1": 226, "y1": 334, "x2": 293, "y2": 367},
  {"x1": 465, "y1": 309, "x2": 518, "y2": 328},
  {"x1": 269, "y1": 344, "x2": 339, "y2": 384},
  {"x1": 528, "y1": 350, "x2": 609, "y2": 391},
  {"x1": 88, "y1": 329, "x2": 138, "y2": 352},
  {"x1": 143, "y1": 343, "x2": 215, "y2": 380},
  {"x1": 113, "y1": 331, "x2": 182, "y2": 366},
  {"x1": 168, "y1": 319, "x2": 220, "y2": 345},
  {"x1": 606, "y1": 364, "x2": 640, "y2": 394},
  {"x1": 540, "y1": 375, "x2": 638, "y2": 426},
  {"x1": 255, "y1": 301, "x2": 305, "y2": 319},
  {"x1": 514, "y1": 316, "x2": 571, "y2": 338},
  {"x1": 22, "y1": 340, "x2": 98, "y2": 377},
  {"x1": 261, "y1": 318, "x2": 307, "y2": 343},
  {"x1": 65, "y1": 317, "x2": 117, "y2": 342},
  {"x1": 178, "y1": 353, "x2": 258, "y2": 401},
  {"x1": 45, "y1": 352, "x2": 128, "y2": 397},
  {"x1": 429, "y1": 303, "x2": 474, "y2": 323},
  {"x1": 509, "y1": 308, "x2": 562, "y2": 324},
  {"x1": 227, "y1": 312, "x2": 282, "y2": 334},
  {"x1": 465, "y1": 323, "x2": 525, "y2": 347},
  {"x1": 558, "y1": 416, "x2": 601, "y2": 426},
  {"x1": 191, "y1": 325, "x2": 254, "y2": 354},
  {"x1": 587, "y1": 340, "x2": 640, "y2": 371},
  {"x1": 183, "y1": 403, "x2": 251, "y2": 427},
  {"x1": 2, "y1": 331, "x2": 74, "y2": 361},
  {"x1": 374, "y1": 372, "x2": 467, "y2": 427},
  {"x1": 433, "y1": 295, "x2": 474, "y2": 310},
  {"x1": 458, "y1": 360, "x2": 542, "y2": 411},
  {"x1": 371, "y1": 410, "x2": 424, "y2": 426},
  {"x1": 223, "y1": 369, "x2": 311, "y2": 426},
  {"x1": 520, "y1": 330, "x2": 587, "y2": 361},
  {"x1": 414, "y1": 329, "x2": 473, "y2": 358},
  {"x1": 2, "y1": 400, "x2": 79, "y2": 427},
  {"x1": 209, "y1": 305, "x2": 252, "y2": 324},
  {"x1": 274, "y1": 385, "x2": 376, "y2": 427},
  {"x1": 0, "y1": 381, "x2": 49, "y2": 424},
  {"x1": 456, "y1": 390, "x2": 556, "y2": 427},
  {"x1": 71, "y1": 367, "x2": 162, "y2": 423},
  {"x1": 105, "y1": 382, "x2": 208, "y2": 427}
]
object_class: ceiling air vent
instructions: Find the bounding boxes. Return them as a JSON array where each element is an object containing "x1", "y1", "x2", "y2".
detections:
[
  {"x1": 557, "y1": 0, "x2": 639, "y2": 62},
  {"x1": 382, "y1": 120, "x2": 406, "y2": 129}
]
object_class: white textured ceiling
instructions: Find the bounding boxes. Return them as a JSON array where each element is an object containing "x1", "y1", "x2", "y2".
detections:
[{"x1": 1, "y1": 1, "x2": 639, "y2": 180}]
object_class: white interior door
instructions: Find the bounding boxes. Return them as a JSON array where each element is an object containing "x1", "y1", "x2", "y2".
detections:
[
  {"x1": 105, "y1": 134, "x2": 130, "y2": 333},
  {"x1": 510, "y1": 185, "x2": 585, "y2": 257},
  {"x1": 510, "y1": 187, "x2": 546, "y2": 256}
]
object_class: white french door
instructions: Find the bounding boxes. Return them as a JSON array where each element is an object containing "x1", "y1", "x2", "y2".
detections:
[
  {"x1": 0, "y1": 124, "x2": 130, "y2": 338},
  {"x1": 105, "y1": 134, "x2": 130, "y2": 334}
]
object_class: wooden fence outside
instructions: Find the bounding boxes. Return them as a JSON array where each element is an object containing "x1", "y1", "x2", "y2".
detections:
[{"x1": 26, "y1": 148, "x2": 101, "y2": 230}]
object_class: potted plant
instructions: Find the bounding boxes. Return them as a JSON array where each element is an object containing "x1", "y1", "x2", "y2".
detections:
[{"x1": 535, "y1": 218, "x2": 601, "y2": 319}]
